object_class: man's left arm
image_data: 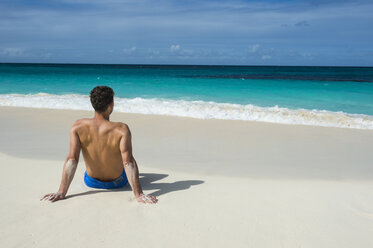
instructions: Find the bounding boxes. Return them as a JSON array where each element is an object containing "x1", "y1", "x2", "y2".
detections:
[{"x1": 41, "y1": 122, "x2": 81, "y2": 202}]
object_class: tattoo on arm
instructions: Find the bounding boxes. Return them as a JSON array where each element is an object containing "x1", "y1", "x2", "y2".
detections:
[
  {"x1": 58, "y1": 158, "x2": 78, "y2": 196},
  {"x1": 124, "y1": 160, "x2": 143, "y2": 198},
  {"x1": 65, "y1": 159, "x2": 78, "y2": 182}
]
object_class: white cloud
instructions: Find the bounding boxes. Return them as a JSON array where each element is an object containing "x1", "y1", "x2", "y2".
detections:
[
  {"x1": 288, "y1": 50, "x2": 313, "y2": 59},
  {"x1": 300, "y1": 52, "x2": 312, "y2": 58},
  {"x1": 295, "y1": 20, "x2": 310, "y2": 27},
  {"x1": 122, "y1": 46, "x2": 137, "y2": 54},
  {"x1": 1, "y1": 48, "x2": 24, "y2": 57},
  {"x1": 261, "y1": 55, "x2": 272, "y2": 60},
  {"x1": 180, "y1": 49, "x2": 194, "y2": 55},
  {"x1": 249, "y1": 44, "x2": 260, "y2": 53},
  {"x1": 146, "y1": 49, "x2": 160, "y2": 58},
  {"x1": 170, "y1": 44, "x2": 180, "y2": 52}
]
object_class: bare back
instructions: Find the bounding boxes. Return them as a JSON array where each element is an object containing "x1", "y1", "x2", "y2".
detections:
[{"x1": 74, "y1": 118, "x2": 129, "y2": 181}]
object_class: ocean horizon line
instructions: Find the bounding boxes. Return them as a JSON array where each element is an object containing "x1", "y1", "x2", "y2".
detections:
[{"x1": 1, "y1": 62, "x2": 373, "y2": 69}]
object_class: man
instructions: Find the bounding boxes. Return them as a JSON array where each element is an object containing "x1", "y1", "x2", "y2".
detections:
[{"x1": 41, "y1": 86, "x2": 157, "y2": 204}]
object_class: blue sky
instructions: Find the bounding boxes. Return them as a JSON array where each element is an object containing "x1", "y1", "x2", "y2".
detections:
[{"x1": 0, "y1": 0, "x2": 372, "y2": 66}]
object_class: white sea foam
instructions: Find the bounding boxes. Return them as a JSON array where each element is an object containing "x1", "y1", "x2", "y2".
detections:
[{"x1": 1, "y1": 93, "x2": 373, "y2": 129}]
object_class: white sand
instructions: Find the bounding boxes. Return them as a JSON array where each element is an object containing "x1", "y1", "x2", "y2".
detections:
[{"x1": 1, "y1": 106, "x2": 373, "y2": 248}]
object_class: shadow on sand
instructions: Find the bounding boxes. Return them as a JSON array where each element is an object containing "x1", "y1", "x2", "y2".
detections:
[{"x1": 67, "y1": 172, "x2": 204, "y2": 199}]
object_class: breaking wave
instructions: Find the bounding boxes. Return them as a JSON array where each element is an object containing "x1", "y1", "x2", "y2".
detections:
[{"x1": 1, "y1": 93, "x2": 373, "y2": 129}]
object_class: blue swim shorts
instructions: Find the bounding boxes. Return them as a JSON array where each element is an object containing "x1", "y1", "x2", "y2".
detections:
[{"x1": 84, "y1": 169, "x2": 128, "y2": 189}]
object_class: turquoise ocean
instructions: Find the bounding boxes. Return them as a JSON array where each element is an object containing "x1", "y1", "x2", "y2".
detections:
[{"x1": 1, "y1": 63, "x2": 373, "y2": 129}]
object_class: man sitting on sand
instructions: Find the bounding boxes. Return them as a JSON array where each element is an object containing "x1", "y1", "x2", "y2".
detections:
[{"x1": 41, "y1": 86, "x2": 157, "y2": 204}]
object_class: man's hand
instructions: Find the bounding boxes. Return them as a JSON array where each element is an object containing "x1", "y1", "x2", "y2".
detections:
[
  {"x1": 40, "y1": 192, "x2": 65, "y2": 202},
  {"x1": 136, "y1": 193, "x2": 158, "y2": 204}
]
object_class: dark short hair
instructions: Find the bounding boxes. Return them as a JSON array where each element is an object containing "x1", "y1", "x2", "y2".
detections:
[{"x1": 90, "y1": 86, "x2": 114, "y2": 113}]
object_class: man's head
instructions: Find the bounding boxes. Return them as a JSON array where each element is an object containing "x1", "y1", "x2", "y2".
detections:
[{"x1": 90, "y1": 86, "x2": 114, "y2": 114}]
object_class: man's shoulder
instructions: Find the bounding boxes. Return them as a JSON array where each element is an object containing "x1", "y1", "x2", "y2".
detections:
[
  {"x1": 71, "y1": 118, "x2": 90, "y2": 131},
  {"x1": 111, "y1": 121, "x2": 131, "y2": 135}
]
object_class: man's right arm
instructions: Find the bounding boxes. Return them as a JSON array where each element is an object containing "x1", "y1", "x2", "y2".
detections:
[
  {"x1": 41, "y1": 121, "x2": 81, "y2": 202},
  {"x1": 119, "y1": 124, "x2": 157, "y2": 204}
]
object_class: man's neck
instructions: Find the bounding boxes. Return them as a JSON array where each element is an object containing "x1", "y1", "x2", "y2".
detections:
[{"x1": 94, "y1": 112, "x2": 110, "y2": 121}]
